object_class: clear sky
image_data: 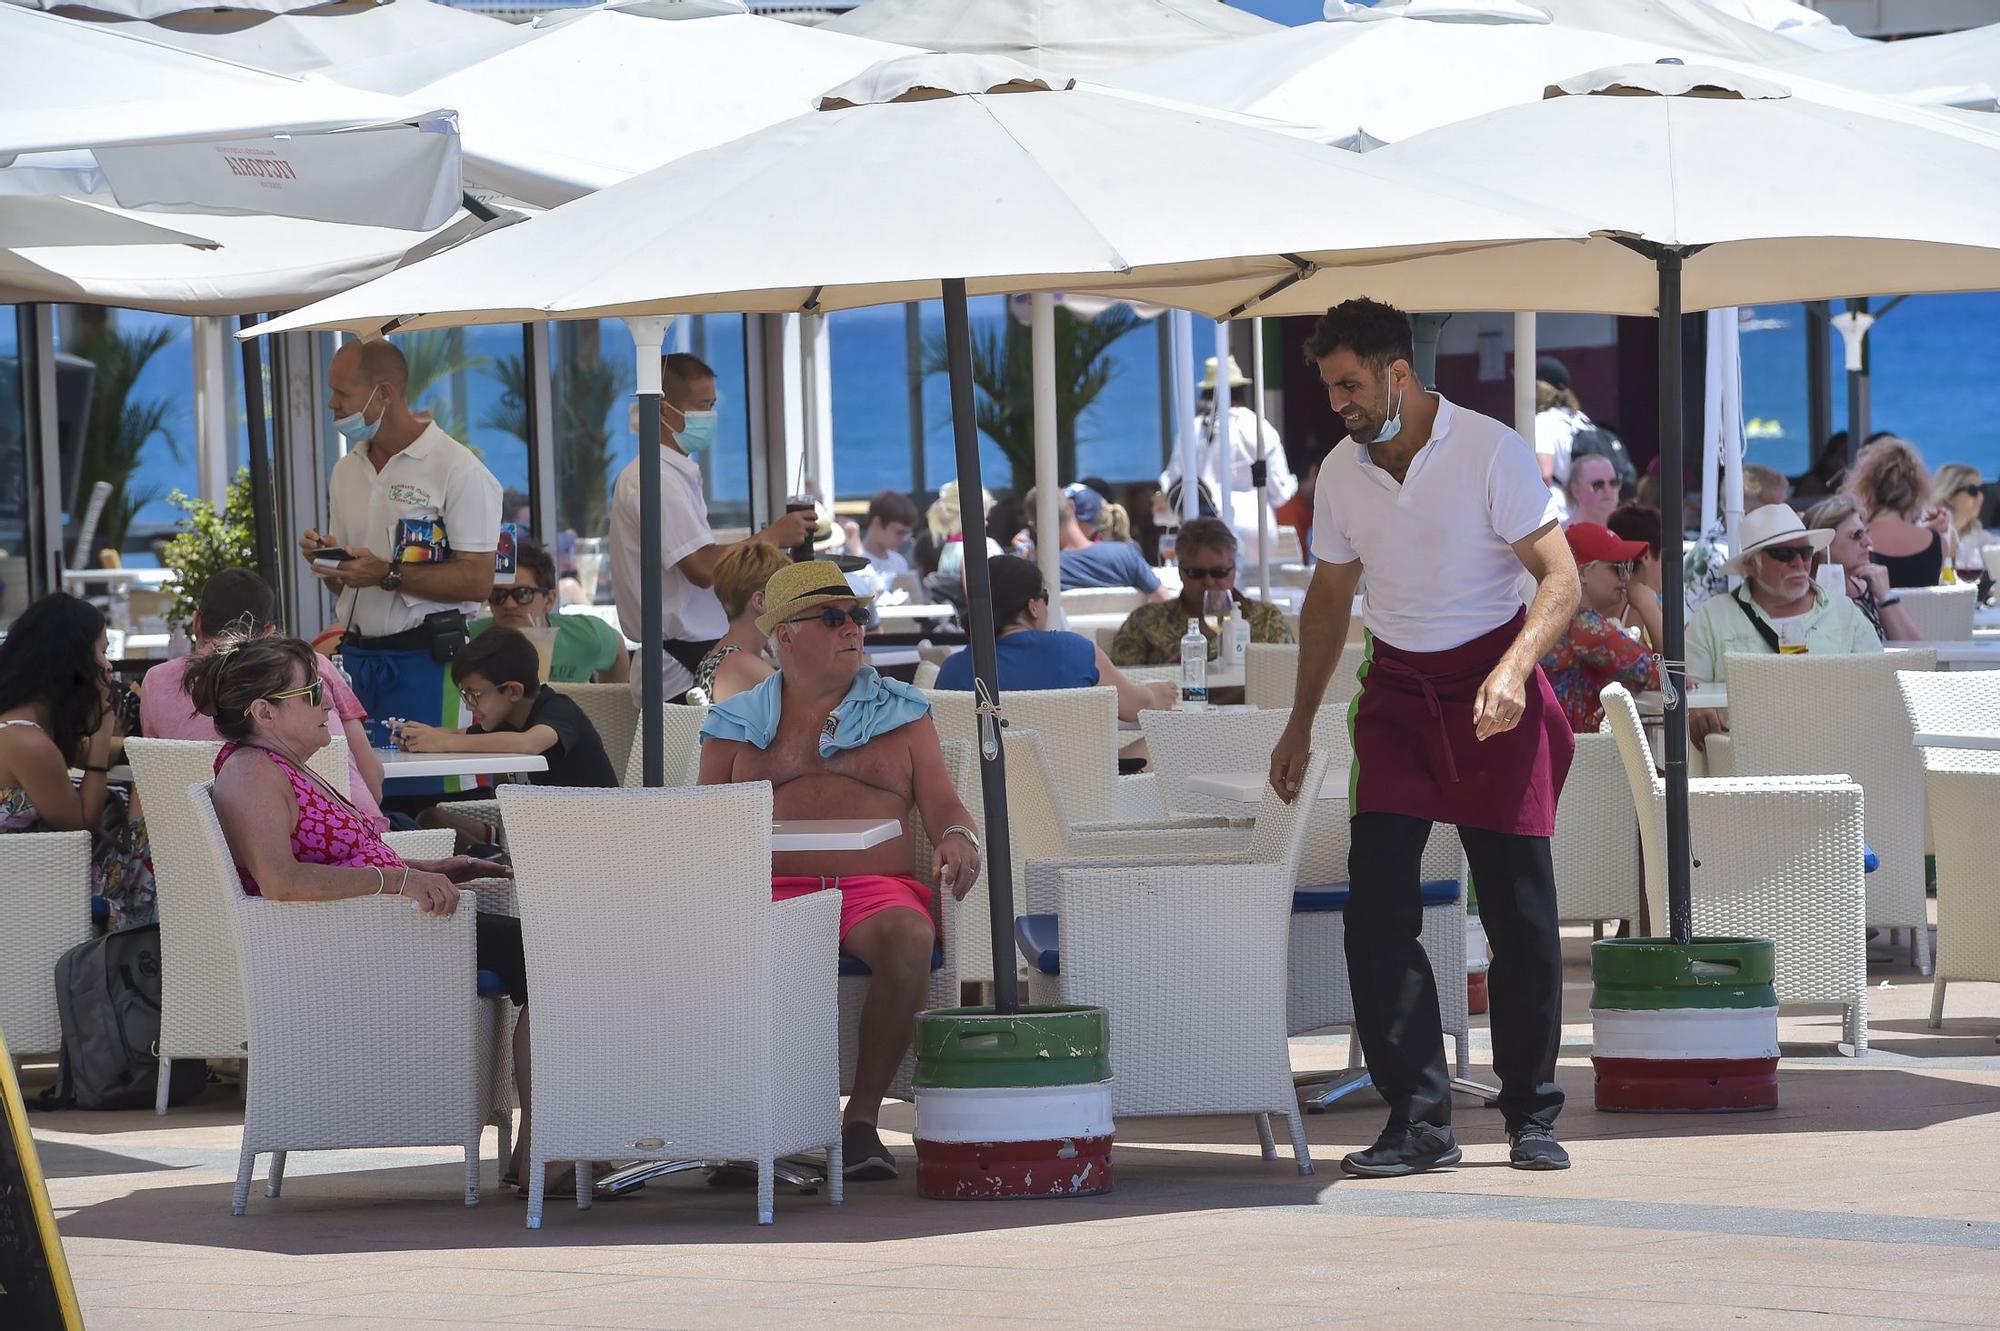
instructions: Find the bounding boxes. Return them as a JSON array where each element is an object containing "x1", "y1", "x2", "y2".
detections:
[{"x1": 1228, "y1": 0, "x2": 1335, "y2": 24}]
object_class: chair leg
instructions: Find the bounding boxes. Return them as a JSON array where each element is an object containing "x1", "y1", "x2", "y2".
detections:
[
  {"x1": 492, "y1": 1110, "x2": 513, "y2": 1184},
  {"x1": 265, "y1": 1151, "x2": 287, "y2": 1199},
  {"x1": 828, "y1": 1136, "x2": 844, "y2": 1207},
  {"x1": 758, "y1": 1158, "x2": 776, "y2": 1226},
  {"x1": 1929, "y1": 975, "x2": 1947, "y2": 1030},
  {"x1": 575, "y1": 1160, "x2": 593, "y2": 1211},
  {"x1": 1914, "y1": 921, "x2": 1932, "y2": 977},
  {"x1": 525, "y1": 1151, "x2": 547, "y2": 1230},
  {"x1": 1255, "y1": 1112, "x2": 1277, "y2": 1162},
  {"x1": 1284, "y1": 1108, "x2": 1314, "y2": 1176},
  {"x1": 232, "y1": 1148, "x2": 255, "y2": 1216},
  {"x1": 464, "y1": 1142, "x2": 480, "y2": 1206},
  {"x1": 155, "y1": 1055, "x2": 172, "y2": 1115}
]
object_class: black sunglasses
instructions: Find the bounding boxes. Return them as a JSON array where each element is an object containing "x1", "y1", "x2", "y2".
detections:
[
  {"x1": 787, "y1": 605, "x2": 870, "y2": 630},
  {"x1": 488, "y1": 586, "x2": 546, "y2": 606},
  {"x1": 1760, "y1": 544, "x2": 1815, "y2": 566},
  {"x1": 1959, "y1": 484, "x2": 1986, "y2": 499},
  {"x1": 1179, "y1": 564, "x2": 1234, "y2": 581}
]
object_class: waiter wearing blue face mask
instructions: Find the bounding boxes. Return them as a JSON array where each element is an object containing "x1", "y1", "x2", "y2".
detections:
[
  {"x1": 610, "y1": 352, "x2": 816, "y2": 703},
  {"x1": 302, "y1": 337, "x2": 504, "y2": 804}
]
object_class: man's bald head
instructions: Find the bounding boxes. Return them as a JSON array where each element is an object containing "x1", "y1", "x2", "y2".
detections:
[
  {"x1": 331, "y1": 338, "x2": 410, "y2": 394},
  {"x1": 327, "y1": 337, "x2": 421, "y2": 446}
]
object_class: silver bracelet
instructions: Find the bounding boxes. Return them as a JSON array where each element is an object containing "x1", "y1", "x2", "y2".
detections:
[
  {"x1": 371, "y1": 865, "x2": 387, "y2": 895},
  {"x1": 398, "y1": 866, "x2": 411, "y2": 897},
  {"x1": 940, "y1": 824, "x2": 980, "y2": 852}
]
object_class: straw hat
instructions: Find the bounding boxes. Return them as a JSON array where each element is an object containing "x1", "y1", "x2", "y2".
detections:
[
  {"x1": 1199, "y1": 355, "x2": 1250, "y2": 390},
  {"x1": 1723, "y1": 504, "x2": 1833, "y2": 577},
  {"x1": 756, "y1": 559, "x2": 874, "y2": 635}
]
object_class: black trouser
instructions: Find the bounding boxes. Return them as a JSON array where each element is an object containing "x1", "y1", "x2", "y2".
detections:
[
  {"x1": 1345, "y1": 812, "x2": 1564, "y2": 1132},
  {"x1": 475, "y1": 912, "x2": 528, "y2": 1007}
]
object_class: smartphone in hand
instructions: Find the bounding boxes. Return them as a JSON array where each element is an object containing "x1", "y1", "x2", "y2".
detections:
[{"x1": 310, "y1": 547, "x2": 356, "y2": 567}]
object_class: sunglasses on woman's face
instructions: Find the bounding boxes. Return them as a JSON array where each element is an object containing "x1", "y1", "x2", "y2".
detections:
[
  {"x1": 264, "y1": 677, "x2": 325, "y2": 709},
  {"x1": 787, "y1": 605, "x2": 870, "y2": 630},
  {"x1": 488, "y1": 585, "x2": 546, "y2": 607},
  {"x1": 1960, "y1": 484, "x2": 1986, "y2": 499}
]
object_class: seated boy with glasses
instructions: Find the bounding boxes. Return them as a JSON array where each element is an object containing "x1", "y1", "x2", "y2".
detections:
[
  {"x1": 695, "y1": 561, "x2": 981, "y2": 1183},
  {"x1": 469, "y1": 538, "x2": 630, "y2": 685}
]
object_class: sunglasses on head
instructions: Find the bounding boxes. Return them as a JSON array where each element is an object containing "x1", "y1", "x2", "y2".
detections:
[
  {"x1": 264, "y1": 677, "x2": 325, "y2": 709},
  {"x1": 1760, "y1": 543, "x2": 1815, "y2": 567},
  {"x1": 488, "y1": 585, "x2": 545, "y2": 606},
  {"x1": 1179, "y1": 564, "x2": 1233, "y2": 581},
  {"x1": 788, "y1": 604, "x2": 871, "y2": 630}
]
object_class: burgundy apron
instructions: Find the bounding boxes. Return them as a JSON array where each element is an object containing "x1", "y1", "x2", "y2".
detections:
[{"x1": 1350, "y1": 609, "x2": 1572, "y2": 838}]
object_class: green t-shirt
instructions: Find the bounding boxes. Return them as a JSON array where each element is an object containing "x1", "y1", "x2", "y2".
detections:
[{"x1": 468, "y1": 612, "x2": 625, "y2": 684}]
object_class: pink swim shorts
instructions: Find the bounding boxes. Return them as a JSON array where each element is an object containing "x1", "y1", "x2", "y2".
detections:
[{"x1": 771, "y1": 874, "x2": 934, "y2": 945}]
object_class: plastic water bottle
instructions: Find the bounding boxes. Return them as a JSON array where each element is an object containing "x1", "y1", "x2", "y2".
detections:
[{"x1": 1179, "y1": 618, "x2": 1209, "y2": 711}]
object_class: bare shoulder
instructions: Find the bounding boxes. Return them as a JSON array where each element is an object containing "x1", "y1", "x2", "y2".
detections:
[{"x1": 696, "y1": 735, "x2": 748, "y2": 784}]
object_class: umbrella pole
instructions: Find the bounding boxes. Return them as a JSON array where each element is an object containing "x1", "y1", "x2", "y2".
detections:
[
  {"x1": 627, "y1": 316, "x2": 673, "y2": 787},
  {"x1": 942, "y1": 278, "x2": 1021, "y2": 1016},
  {"x1": 1655, "y1": 253, "x2": 1694, "y2": 946},
  {"x1": 1032, "y1": 294, "x2": 1063, "y2": 629},
  {"x1": 1250, "y1": 318, "x2": 1270, "y2": 601}
]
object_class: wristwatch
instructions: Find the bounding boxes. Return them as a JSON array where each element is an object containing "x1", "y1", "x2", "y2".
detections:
[
  {"x1": 941, "y1": 824, "x2": 980, "y2": 852},
  {"x1": 381, "y1": 562, "x2": 404, "y2": 593}
]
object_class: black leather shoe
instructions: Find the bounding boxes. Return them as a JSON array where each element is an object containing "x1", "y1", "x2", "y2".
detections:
[
  {"x1": 1340, "y1": 1123, "x2": 1461, "y2": 1178},
  {"x1": 1507, "y1": 1123, "x2": 1571, "y2": 1171}
]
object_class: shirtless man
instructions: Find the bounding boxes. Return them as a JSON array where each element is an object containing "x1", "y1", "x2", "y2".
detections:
[{"x1": 697, "y1": 561, "x2": 981, "y2": 1181}]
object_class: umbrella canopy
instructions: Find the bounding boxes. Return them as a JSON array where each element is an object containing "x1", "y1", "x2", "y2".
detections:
[
  {"x1": 251, "y1": 54, "x2": 1584, "y2": 338},
  {"x1": 328, "y1": 9, "x2": 918, "y2": 208},
  {"x1": 1112, "y1": 62, "x2": 2000, "y2": 318},
  {"x1": 0, "y1": 6, "x2": 461, "y2": 230},
  {"x1": 1786, "y1": 22, "x2": 2000, "y2": 111},
  {"x1": 0, "y1": 195, "x2": 217, "y2": 248},
  {"x1": 1697, "y1": 0, "x2": 1866, "y2": 53},
  {"x1": 1510, "y1": 0, "x2": 1816, "y2": 60},
  {"x1": 819, "y1": 0, "x2": 1279, "y2": 77},
  {"x1": 14, "y1": 0, "x2": 328, "y2": 16},
  {"x1": 1106, "y1": 6, "x2": 1688, "y2": 149}
]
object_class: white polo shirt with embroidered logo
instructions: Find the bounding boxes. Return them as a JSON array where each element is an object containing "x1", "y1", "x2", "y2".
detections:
[
  {"x1": 328, "y1": 421, "x2": 503, "y2": 638},
  {"x1": 611, "y1": 444, "x2": 730, "y2": 700},
  {"x1": 1312, "y1": 394, "x2": 1559, "y2": 654}
]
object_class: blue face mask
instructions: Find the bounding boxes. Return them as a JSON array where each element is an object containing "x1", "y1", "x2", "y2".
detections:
[
  {"x1": 1370, "y1": 377, "x2": 1406, "y2": 445},
  {"x1": 333, "y1": 384, "x2": 383, "y2": 445},
  {"x1": 675, "y1": 408, "x2": 719, "y2": 453}
]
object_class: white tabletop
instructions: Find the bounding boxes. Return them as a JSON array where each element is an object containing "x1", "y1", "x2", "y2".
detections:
[
  {"x1": 61, "y1": 567, "x2": 176, "y2": 590},
  {"x1": 1184, "y1": 771, "x2": 1342, "y2": 804},
  {"x1": 374, "y1": 750, "x2": 549, "y2": 781},
  {"x1": 1891, "y1": 641, "x2": 2000, "y2": 667},
  {"x1": 1121, "y1": 701, "x2": 1256, "y2": 731},
  {"x1": 1636, "y1": 685, "x2": 1728, "y2": 713},
  {"x1": 1974, "y1": 606, "x2": 2000, "y2": 630},
  {"x1": 771, "y1": 819, "x2": 902, "y2": 852},
  {"x1": 873, "y1": 602, "x2": 955, "y2": 622},
  {"x1": 1912, "y1": 731, "x2": 2000, "y2": 752}
]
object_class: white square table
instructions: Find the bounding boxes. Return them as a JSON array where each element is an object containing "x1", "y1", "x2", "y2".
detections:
[
  {"x1": 374, "y1": 751, "x2": 548, "y2": 782},
  {"x1": 770, "y1": 819, "x2": 902, "y2": 852},
  {"x1": 1911, "y1": 731, "x2": 2000, "y2": 752}
]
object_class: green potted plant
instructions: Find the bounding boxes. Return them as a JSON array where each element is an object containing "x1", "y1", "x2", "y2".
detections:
[{"x1": 159, "y1": 468, "x2": 256, "y2": 635}]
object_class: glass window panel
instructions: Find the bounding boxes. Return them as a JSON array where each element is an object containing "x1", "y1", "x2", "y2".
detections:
[{"x1": 0, "y1": 308, "x2": 31, "y2": 627}]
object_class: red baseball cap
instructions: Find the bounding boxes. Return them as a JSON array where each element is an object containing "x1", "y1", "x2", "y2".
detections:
[{"x1": 1565, "y1": 522, "x2": 1648, "y2": 565}]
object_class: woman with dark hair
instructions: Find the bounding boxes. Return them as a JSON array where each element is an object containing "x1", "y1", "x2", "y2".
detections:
[
  {"x1": 0, "y1": 592, "x2": 155, "y2": 927},
  {"x1": 186, "y1": 633, "x2": 559, "y2": 1191},
  {"x1": 933, "y1": 556, "x2": 1175, "y2": 722}
]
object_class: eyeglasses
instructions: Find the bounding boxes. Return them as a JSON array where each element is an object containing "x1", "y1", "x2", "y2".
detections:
[
  {"x1": 459, "y1": 684, "x2": 514, "y2": 707},
  {"x1": 1960, "y1": 484, "x2": 1986, "y2": 499},
  {"x1": 1179, "y1": 564, "x2": 1234, "y2": 581},
  {"x1": 264, "y1": 677, "x2": 325, "y2": 709},
  {"x1": 1583, "y1": 479, "x2": 1618, "y2": 492},
  {"x1": 1759, "y1": 544, "x2": 1815, "y2": 567},
  {"x1": 787, "y1": 605, "x2": 871, "y2": 630},
  {"x1": 488, "y1": 586, "x2": 546, "y2": 607}
]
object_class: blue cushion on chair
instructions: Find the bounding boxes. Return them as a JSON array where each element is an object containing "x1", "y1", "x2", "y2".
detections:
[
  {"x1": 475, "y1": 969, "x2": 507, "y2": 999},
  {"x1": 90, "y1": 896, "x2": 109, "y2": 925},
  {"x1": 1292, "y1": 879, "x2": 1461, "y2": 913},
  {"x1": 1863, "y1": 843, "x2": 1879, "y2": 874},
  {"x1": 838, "y1": 945, "x2": 945, "y2": 978},
  {"x1": 1014, "y1": 913, "x2": 1061, "y2": 976}
]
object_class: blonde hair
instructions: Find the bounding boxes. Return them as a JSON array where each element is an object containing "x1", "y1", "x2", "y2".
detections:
[
  {"x1": 1847, "y1": 436, "x2": 1931, "y2": 519},
  {"x1": 926, "y1": 481, "x2": 994, "y2": 544},
  {"x1": 713, "y1": 542, "x2": 791, "y2": 621},
  {"x1": 1933, "y1": 463, "x2": 1984, "y2": 534},
  {"x1": 1099, "y1": 501, "x2": 1132, "y2": 543},
  {"x1": 1743, "y1": 463, "x2": 1790, "y2": 511},
  {"x1": 1535, "y1": 380, "x2": 1579, "y2": 414}
]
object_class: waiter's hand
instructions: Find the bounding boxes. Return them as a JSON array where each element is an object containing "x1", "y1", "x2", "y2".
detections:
[
  {"x1": 299, "y1": 529, "x2": 336, "y2": 559},
  {"x1": 1268, "y1": 720, "x2": 1314, "y2": 805},
  {"x1": 1473, "y1": 661, "x2": 1528, "y2": 741},
  {"x1": 759, "y1": 510, "x2": 816, "y2": 551},
  {"x1": 321, "y1": 548, "x2": 392, "y2": 589}
]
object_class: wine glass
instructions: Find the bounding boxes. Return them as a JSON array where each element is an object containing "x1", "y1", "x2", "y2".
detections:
[
  {"x1": 572, "y1": 536, "x2": 606, "y2": 603},
  {"x1": 1201, "y1": 588, "x2": 1231, "y2": 649}
]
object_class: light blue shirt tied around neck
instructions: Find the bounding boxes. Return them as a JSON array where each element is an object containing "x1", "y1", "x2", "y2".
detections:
[{"x1": 699, "y1": 665, "x2": 931, "y2": 758}]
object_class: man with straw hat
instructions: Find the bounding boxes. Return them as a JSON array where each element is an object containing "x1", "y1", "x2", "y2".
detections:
[
  {"x1": 697, "y1": 560, "x2": 981, "y2": 1182},
  {"x1": 1270, "y1": 298, "x2": 1579, "y2": 1178},
  {"x1": 1681, "y1": 504, "x2": 1880, "y2": 748},
  {"x1": 1161, "y1": 353, "x2": 1296, "y2": 556}
]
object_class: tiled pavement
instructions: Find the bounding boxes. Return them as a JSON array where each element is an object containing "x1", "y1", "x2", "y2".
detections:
[{"x1": 32, "y1": 927, "x2": 2000, "y2": 1330}]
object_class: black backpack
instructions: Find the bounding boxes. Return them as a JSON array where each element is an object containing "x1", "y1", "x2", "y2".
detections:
[
  {"x1": 35, "y1": 924, "x2": 207, "y2": 1111},
  {"x1": 1570, "y1": 420, "x2": 1638, "y2": 493}
]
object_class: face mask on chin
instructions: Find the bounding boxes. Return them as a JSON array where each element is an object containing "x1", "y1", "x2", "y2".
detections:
[
  {"x1": 1370, "y1": 374, "x2": 1405, "y2": 445},
  {"x1": 333, "y1": 384, "x2": 384, "y2": 445}
]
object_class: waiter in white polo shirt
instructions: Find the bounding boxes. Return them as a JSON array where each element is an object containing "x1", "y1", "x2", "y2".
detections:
[
  {"x1": 1269, "y1": 299, "x2": 1581, "y2": 1179},
  {"x1": 610, "y1": 352, "x2": 815, "y2": 703},
  {"x1": 302, "y1": 338, "x2": 503, "y2": 802}
]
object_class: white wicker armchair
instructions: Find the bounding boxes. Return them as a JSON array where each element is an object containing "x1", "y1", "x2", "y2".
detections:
[
  {"x1": 1550, "y1": 731, "x2": 1643, "y2": 932},
  {"x1": 1602, "y1": 685, "x2": 1869, "y2": 1052},
  {"x1": 1048, "y1": 749, "x2": 1334, "y2": 1173},
  {"x1": 1894, "y1": 670, "x2": 2000, "y2": 1028},
  {"x1": 190, "y1": 783, "x2": 511, "y2": 1216},
  {"x1": 622, "y1": 702, "x2": 710, "y2": 789},
  {"x1": 0, "y1": 829, "x2": 92, "y2": 1061},
  {"x1": 498, "y1": 781, "x2": 842, "y2": 1228},
  {"x1": 1724, "y1": 651, "x2": 1937, "y2": 973},
  {"x1": 548, "y1": 683, "x2": 640, "y2": 787},
  {"x1": 1894, "y1": 584, "x2": 1978, "y2": 642}
]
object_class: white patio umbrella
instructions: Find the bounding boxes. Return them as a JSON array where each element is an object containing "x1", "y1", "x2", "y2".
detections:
[
  {"x1": 1695, "y1": 0, "x2": 1865, "y2": 53},
  {"x1": 252, "y1": 53, "x2": 1586, "y2": 1009},
  {"x1": 13, "y1": 0, "x2": 331, "y2": 16},
  {"x1": 0, "y1": 195, "x2": 216, "y2": 249},
  {"x1": 0, "y1": 6, "x2": 462, "y2": 230},
  {"x1": 1786, "y1": 22, "x2": 2000, "y2": 111},
  {"x1": 820, "y1": 0, "x2": 1279, "y2": 79},
  {"x1": 1140, "y1": 61, "x2": 2000, "y2": 945}
]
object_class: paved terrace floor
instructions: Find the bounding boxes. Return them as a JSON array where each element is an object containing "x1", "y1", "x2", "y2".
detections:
[{"x1": 30, "y1": 925, "x2": 2000, "y2": 1331}]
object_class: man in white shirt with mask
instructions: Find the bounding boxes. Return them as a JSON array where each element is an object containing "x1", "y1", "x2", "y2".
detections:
[
  {"x1": 611, "y1": 352, "x2": 815, "y2": 702},
  {"x1": 1161, "y1": 355, "x2": 1297, "y2": 559}
]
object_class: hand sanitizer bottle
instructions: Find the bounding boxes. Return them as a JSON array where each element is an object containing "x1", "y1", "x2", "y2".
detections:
[
  {"x1": 1221, "y1": 602, "x2": 1248, "y2": 670},
  {"x1": 1179, "y1": 618, "x2": 1209, "y2": 711}
]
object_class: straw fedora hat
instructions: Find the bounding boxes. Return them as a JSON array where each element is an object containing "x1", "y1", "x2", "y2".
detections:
[
  {"x1": 756, "y1": 559, "x2": 874, "y2": 635},
  {"x1": 1199, "y1": 355, "x2": 1250, "y2": 391},
  {"x1": 1723, "y1": 504, "x2": 1834, "y2": 577}
]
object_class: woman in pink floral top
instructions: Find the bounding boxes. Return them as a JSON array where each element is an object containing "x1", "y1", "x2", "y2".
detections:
[{"x1": 1540, "y1": 524, "x2": 1663, "y2": 733}]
